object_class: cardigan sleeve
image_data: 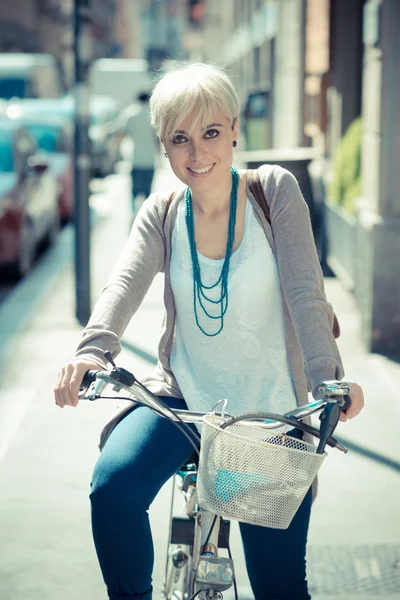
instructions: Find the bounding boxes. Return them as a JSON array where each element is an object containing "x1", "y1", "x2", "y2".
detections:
[
  {"x1": 264, "y1": 165, "x2": 344, "y2": 397},
  {"x1": 74, "y1": 193, "x2": 168, "y2": 367}
]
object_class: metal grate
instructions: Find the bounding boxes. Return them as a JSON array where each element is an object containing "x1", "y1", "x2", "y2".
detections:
[{"x1": 307, "y1": 544, "x2": 400, "y2": 595}]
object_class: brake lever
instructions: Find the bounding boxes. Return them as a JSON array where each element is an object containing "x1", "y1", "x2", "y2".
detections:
[
  {"x1": 317, "y1": 402, "x2": 341, "y2": 454},
  {"x1": 103, "y1": 351, "x2": 136, "y2": 387}
]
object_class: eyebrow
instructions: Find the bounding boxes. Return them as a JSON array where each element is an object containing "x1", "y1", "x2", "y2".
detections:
[
  {"x1": 203, "y1": 123, "x2": 223, "y2": 130},
  {"x1": 174, "y1": 123, "x2": 224, "y2": 135}
]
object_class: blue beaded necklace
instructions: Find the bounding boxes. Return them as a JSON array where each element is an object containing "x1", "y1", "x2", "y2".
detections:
[{"x1": 185, "y1": 167, "x2": 239, "y2": 337}]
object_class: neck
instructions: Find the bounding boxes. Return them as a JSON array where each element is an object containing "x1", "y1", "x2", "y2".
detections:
[{"x1": 190, "y1": 170, "x2": 234, "y2": 217}]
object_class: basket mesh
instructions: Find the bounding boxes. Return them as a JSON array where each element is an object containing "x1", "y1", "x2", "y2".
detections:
[{"x1": 197, "y1": 415, "x2": 325, "y2": 529}]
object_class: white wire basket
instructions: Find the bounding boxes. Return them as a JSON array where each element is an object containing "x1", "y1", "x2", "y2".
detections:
[{"x1": 197, "y1": 415, "x2": 326, "y2": 529}]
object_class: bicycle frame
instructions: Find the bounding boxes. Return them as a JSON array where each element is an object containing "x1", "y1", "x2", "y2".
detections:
[{"x1": 164, "y1": 460, "x2": 233, "y2": 600}]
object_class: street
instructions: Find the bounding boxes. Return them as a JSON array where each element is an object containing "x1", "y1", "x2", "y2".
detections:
[{"x1": 0, "y1": 163, "x2": 399, "y2": 600}]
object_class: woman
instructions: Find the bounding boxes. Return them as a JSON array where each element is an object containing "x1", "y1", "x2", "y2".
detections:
[{"x1": 54, "y1": 63, "x2": 364, "y2": 600}]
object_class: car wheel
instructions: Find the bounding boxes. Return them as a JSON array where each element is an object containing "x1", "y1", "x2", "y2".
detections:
[
  {"x1": 13, "y1": 221, "x2": 36, "y2": 278},
  {"x1": 44, "y1": 209, "x2": 60, "y2": 248}
]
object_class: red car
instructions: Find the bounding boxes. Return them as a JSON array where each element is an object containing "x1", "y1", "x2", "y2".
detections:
[
  {"x1": 7, "y1": 100, "x2": 74, "y2": 223},
  {"x1": 22, "y1": 115, "x2": 74, "y2": 223},
  {"x1": 0, "y1": 115, "x2": 60, "y2": 277}
]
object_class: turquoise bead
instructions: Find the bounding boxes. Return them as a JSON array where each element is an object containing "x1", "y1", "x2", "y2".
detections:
[{"x1": 185, "y1": 167, "x2": 239, "y2": 337}]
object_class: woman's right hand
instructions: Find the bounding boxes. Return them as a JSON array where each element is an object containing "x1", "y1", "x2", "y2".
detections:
[{"x1": 54, "y1": 359, "x2": 102, "y2": 408}]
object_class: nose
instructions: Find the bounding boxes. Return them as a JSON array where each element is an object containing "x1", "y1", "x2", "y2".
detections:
[{"x1": 189, "y1": 138, "x2": 206, "y2": 161}]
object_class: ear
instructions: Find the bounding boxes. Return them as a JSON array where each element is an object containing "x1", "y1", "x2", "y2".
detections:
[{"x1": 232, "y1": 117, "x2": 239, "y2": 140}]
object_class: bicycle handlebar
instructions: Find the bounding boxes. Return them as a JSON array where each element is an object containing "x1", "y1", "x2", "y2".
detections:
[
  {"x1": 81, "y1": 369, "x2": 103, "y2": 388},
  {"x1": 79, "y1": 357, "x2": 352, "y2": 454}
]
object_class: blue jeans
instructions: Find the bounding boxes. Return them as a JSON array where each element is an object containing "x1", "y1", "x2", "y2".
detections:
[
  {"x1": 90, "y1": 397, "x2": 312, "y2": 600},
  {"x1": 131, "y1": 167, "x2": 154, "y2": 210}
]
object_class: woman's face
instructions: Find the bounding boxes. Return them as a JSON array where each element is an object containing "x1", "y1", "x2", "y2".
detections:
[{"x1": 163, "y1": 109, "x2": 238, "y2": 193}]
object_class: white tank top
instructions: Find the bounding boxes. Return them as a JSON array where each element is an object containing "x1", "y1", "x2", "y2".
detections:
[{"x1": 170, "y1": 198, "x2": 297, "y2": 417}]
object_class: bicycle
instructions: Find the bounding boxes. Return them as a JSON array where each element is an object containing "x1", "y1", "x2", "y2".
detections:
[{"x1": 80, "y1": 351, "x2": 351, "y2": 600}]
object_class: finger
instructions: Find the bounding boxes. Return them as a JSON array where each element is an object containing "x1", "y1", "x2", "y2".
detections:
[
  {"x1": 54, "y1": 367, "x2": 67, "y2": 408},
  {"x1": 59, "y1": 363, "x2": 77, "y2": 408},
  {"x1": 69, "y1": 365, "x2": 87, "y2": 407},
  {"x1": 346, "y1": 404, "x2": 362, "y2": 419},
  {"x1": 343, "y1": 384, "x2": 364, "y2": 420}
]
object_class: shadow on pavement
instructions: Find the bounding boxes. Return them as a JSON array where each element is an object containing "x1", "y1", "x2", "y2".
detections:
[
  {"x1": 381, "y1": 351, "x2": 400, "y2": 366},
  {"x1": 336, "y1": 436, "x2": 400, "y2": 473},
  {"x1": 121, "y1": 338, "x2": 158, "y2": 366}
]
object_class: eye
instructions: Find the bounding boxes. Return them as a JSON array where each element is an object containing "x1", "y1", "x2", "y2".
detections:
[
  {"x1": 204, "y1": 129, "x2": 219, "y2": 139},
  {"x1": 172, "y1": 134, "x2": 187, "y2": 144}
]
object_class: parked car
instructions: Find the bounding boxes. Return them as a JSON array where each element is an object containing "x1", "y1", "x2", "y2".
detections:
[
  {"x1": 9, "y1": 94, "x2": 119, "y2": 178},
  {"x1": 89, "y1": 95, "x2": 120, "y2": 177},
  {"x1": 0, "y1": 53, "x2": 63, "y2": 100},
  {"x1": 0, "y1": 115, "x2": 60, "y2": 277},
  {"x1": 7, "y1": 100, "x2": 74, "y2": 222},
  {"x1": 6, "y1": 97, "x2": 72, "y2": 122}
]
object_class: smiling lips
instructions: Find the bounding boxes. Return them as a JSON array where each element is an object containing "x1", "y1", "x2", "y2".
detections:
[{"x1": 188, "y1": 164, "x2": 215, "y2": 175}]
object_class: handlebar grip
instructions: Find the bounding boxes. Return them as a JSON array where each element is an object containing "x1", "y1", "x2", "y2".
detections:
[
  {"x1": 340, "y1": 394, "x2": 352, "y2": 412},
  {"x1": 80, "y1": 370, "x2": 99, "y2": 390}
]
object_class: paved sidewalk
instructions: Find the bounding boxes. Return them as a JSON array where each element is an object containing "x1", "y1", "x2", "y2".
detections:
[{"x1": 0, "y1": 163, "x2": 399, "y2": 599}]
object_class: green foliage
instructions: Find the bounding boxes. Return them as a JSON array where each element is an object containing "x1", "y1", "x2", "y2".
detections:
[{"x1": 330, "y1": 117, "x2": 362, "y2": 214}]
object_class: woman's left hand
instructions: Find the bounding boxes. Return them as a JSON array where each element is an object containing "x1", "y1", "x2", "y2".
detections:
[{"x1": 340, "y1": 382, "x2": 364, "y2": 422}]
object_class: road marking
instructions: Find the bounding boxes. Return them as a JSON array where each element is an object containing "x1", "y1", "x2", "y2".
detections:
[
  {"x1": 0, "y1": 388, "x2": 35, "y2": 461},
  {"x1": 354, "y1": 557, "x2": 381, "y2": 580},
  {"x1": 370, "y1": 558, "x2": 381, "y2": 578}
]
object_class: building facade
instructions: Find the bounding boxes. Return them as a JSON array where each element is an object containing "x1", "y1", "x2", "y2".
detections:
[
  {"x1": 0, "y1": 0, "x2": 118, "y2": 88},
  {"x1": 200, "y1": 0, "x2": 400, "y2": 353},
  {"x1": 112, "y1": 0, "x2": 192, "y2": 69}
]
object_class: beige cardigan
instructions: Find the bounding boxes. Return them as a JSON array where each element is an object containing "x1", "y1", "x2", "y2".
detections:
[{"x1": 75, "y1": 165, "x2": 344, "y2": 449}]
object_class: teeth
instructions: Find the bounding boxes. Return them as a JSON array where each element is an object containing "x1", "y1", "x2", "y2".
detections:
[{"x1": 190, "y1": 165, "x2": 213, "y2": 174}]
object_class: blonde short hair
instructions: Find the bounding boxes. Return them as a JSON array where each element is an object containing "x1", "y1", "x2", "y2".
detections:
[{"x1": 149, "y1": 62, "x2": 240, "y2": 141}]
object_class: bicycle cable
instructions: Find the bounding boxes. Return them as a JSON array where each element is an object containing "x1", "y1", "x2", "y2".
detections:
[
  {"x1": 85, "y1": 359, "x2": 202, "y2": 456},
  {"x1": 190, "y1": 513, "x2": 218, "y2": 598},
  {"x1": 188, "y1": 590, "x2": 201, "y2": 600},
  {"x1": 220, "y1": 517, "x2": 238, "y2": 600},
  {"x1": 219, "y1": 411, "x2": 343, "y2": 451},
  {"x1": 200, "y1": 513, "x2": 218, "y2": 554},
  {"x1": 133, "y1": 378, "x2": 202, "y2": 452},
  {"x1": 192, "y1": 514, "x2": 237, "y2": 600},
  {"x1": 99, "y1": 395, "x2": 201, "y2": 457}
]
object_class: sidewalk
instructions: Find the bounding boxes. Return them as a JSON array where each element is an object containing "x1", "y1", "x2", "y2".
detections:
[{"x1": 0, "y1": 163, "x2": 399, "y2": 600}]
